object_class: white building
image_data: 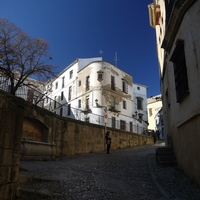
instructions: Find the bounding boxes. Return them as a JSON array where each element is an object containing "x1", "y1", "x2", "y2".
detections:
[
  {"x1": 155, "y1": 107, "x2": 163, "y2": 139},
  {"x1": 0, "y1": 72, "x2": 45, "y2": 106},
  {"x1": 148, "y1": 0, "x2": 165, "y2": 139},
  {"x1": 45, "y1": 57, "x2": 148, "y2": 134},
  {"x1": 133, "y1": 83, "x2": 148, "y2": 134},
  {"x1": 147, "y1": 94, "x2": 163, "y2": 138},
  {"x1": 148, "y1": 0, "x2": 166, "y2": 77},
  {"x1": 148, "y1": 0, "x2": 200, "y2": 187}
]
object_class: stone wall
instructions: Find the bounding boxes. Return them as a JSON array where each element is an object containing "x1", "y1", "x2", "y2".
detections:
[
  {"x1": 21, "y1": 140, "x2": 56, "y2": 159},
  {"x1": 0, "y1": 94, "x2": 24, "y2": 200},
  {"x1": 0, "y1": 91, "x2": 154, "y2": 198},
  {"x1": 23, "y1": 103, "x2": 154, "y2": 157}
]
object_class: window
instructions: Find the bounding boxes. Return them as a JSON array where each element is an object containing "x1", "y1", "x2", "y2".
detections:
[
  {"x1": 68, "y1": 86, "x2": 72, "y2": 101},
  {"x1": 61, "y1": 91, "x2": 64, "y2": 101},
  {"x1": 120, "y1": 120, "x2": 126, "y2": 130},
  {"x1": 86, "y1": 96, "x2": 89, "y2": 110},
  {"x1": 149, "y1": 108, "x2": 152, "y2": 117},
  {"x1": 111, "y1": 76, "x2": 115, "y2": 90},
  {"x1": 130, "y1": 122, "x2": 133, "y2": 132},
  {"x1": 60, "y1": 107, "x2": 63, "y2": 116},
  {"x1": 123, "y1": 100, "x2": 126, "y2": 109},
  {"x1": 47, "y1": 84, "x2": 52, "y2": 91},
  {"x1": 7, "y1": 85, "x2": 11, "y2": 93},
  {"x1": 78, "y1": 99, "x2": 81, "y2": 108},
  {"x1": 41, "y1": 99, "x2": 44, "y2": 108},
  {"x1": 78, "y1": 80, "x2": 81, "y2": 87},
  {"x1": 97, "y1": 71, "x2": 103, "y2": 81},
  {"x1": 55, "y1": 82, "x2": 58, "y2": 89},
  {"x1": 27, "y1": 89, "x2": 34, "y2": 102},
  {"x1": 122, "y1": 80, "x2": 128, "y2": 93},
  {"x1": 137, "y1": 97, "x2": 143, "y2": 110},
  {"x1": 138, "y1": 113, "x2": 143, "y2": 123},
  {"x1": 69, "y1": 70, "x2": 73, "y2": 79},
  {"x1": 98, "y1": 73, "x2": 103, "y2": 81},
  {"x1": 86, "y1": 76, "x2": 90, "y2": 91},
  {"x1": 137, "y1": 86, "x2": 140, "y2": 90},
  {"x1": 54, "y1": 96, "x2": 57, "y2": 109},
  {"x1": 170, "y1": 39, "x2": 189, "y2": 102},
  {"x1": 112, "y1": 117, "x2": 116, "y2": 128},
  {"x1": 68, "y1": 104, "x2": 71, "y2": 116},
  {"x1": 110, "y1": 96, "x2": 115, "y2": 110},
  {"x1": 85, "y1": 117, "x2": 90, "y2": 122},
  {"x1": 62, "y1": 77, "x2": 65, "y2": 88}
]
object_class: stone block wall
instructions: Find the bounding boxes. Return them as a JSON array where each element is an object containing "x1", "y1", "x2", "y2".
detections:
[
  {"x1": 0, "y1": 94, "x2": 24, "y2": 200},
  {"x1": 0, "y1": 91, "x2": 153, "y2": 198},
  {"x1": 57, "y1": 119, "x2": 153, "y2": 156},
  {"x1": 23, "y1": 104, "x2": 153, "y2": 157},
  {"x1": 21, "y1": 140, "x2": 56, "y2": 159}
]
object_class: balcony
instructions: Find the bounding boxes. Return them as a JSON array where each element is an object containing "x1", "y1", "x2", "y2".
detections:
[
  {"x1": 108, "y1": 106, "x2": 120, "y2": 114},
  {"x1": 81, "y1": 107, "x2": 91, "y2": 114},
  {"x1": 154, "y1": 5, "x2": 161, "y2": 25}
]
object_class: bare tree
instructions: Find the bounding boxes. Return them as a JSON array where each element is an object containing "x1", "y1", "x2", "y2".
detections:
[{"x1": 0, "y1": 18, "x2": 55, "y2": 95}]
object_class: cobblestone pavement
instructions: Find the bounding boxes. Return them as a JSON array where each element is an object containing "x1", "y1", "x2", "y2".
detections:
[{"x1": 19, "y1": 143, "x2": 200, "y2": 200}]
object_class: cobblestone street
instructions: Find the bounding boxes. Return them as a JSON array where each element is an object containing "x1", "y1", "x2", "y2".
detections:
[{"x1": 19, "y1": 143, "x2": 200, "y2": 200}]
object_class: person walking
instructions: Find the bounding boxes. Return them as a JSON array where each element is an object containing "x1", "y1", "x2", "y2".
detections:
[
  {"x1": 152, "y1": 130, "x2": 157, "y2": 143},
  {"x1": 105, "y1": 131, "x2": 111, "y2": 154}
]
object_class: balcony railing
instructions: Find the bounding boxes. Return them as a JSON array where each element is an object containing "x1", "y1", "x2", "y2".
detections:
[
  {"x1": 108, "y1": 105, "x2": 120, "y2": 114},
  {"x1": 0, "y1": 76, "x2": 147, "y2": 135}
]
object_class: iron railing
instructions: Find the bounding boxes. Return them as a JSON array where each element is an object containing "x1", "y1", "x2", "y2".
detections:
[{"x1": 0, "y1": 75, "x2": 147, "y2": 134}]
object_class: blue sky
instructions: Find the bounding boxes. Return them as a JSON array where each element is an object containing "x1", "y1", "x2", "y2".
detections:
[{"x1": 0, "y1": 0, "x2": 160, "y2": 97}]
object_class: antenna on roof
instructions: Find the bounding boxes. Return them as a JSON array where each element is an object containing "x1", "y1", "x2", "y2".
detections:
[
  {"x1": 114, "y1": 52, "x2": 119, "y2": 67},
  {"x1": 99, "y1": 49, "x2": 103, "y2": 57}
]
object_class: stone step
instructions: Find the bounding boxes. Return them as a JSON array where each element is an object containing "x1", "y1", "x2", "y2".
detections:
[
  {"x1": 156, "y1": 147, "x2": 177, "y2": 166},
  {"x1": 17, "y1": 173, "x2": 64, "y2": 199},
  {"x1": 16, "y1": 187, "x2": 63, "y2": 200},
  {"x1": 157, "y1": 155, "x2": 177, "y2": 163}
]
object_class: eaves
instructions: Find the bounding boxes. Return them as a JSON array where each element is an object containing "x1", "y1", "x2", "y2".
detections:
[
  {"x1": 161, "y1": 0, "x2": 197, "y2": 53},
  {"x1": 51, "y1": 59, "x2": 78, "y2": 82}
]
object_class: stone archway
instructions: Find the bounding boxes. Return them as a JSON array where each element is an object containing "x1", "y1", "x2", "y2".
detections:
[{"x1": 23, "y1": 117, "x2": 49, "y2": 142}]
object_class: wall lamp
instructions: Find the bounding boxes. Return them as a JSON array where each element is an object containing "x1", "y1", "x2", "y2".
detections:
[
  {"x1": 95, "y1": 99, "x2": 99, "y2": 106},
  {"x1": 95, "y1": 99, "x2": 107, "y2": 112},
  {"x1": 135, "y1": 111, "x2": 138, "y2": 117},
  {"x1": 133, "y1": 111, "x2": 138, "y2": 118}
]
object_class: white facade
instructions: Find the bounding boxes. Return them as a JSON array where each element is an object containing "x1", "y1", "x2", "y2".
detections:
[
  {"x1": 155, "y1": 107, "x2": 163, "y2": 139},
  {"x1": 147, "y1": 94, "x2": 164, "y2": 139},
  {"x1": 45, "y1": 57, "x2": 148, "y2": 134},
  {"x1": 0, "y1": 73, "x2": 45, "y2": 106},
  {"x1": 133, "y1": 83, "x2": 148, "y2": 134},
  {"x1": 148, "y1": 0, "x2": 200, "y2": 187},
  {"x1": 148, "y1": 0, "x2": 166, "y2": 75}
]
